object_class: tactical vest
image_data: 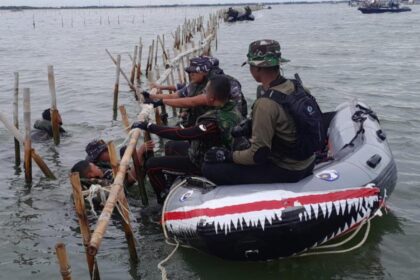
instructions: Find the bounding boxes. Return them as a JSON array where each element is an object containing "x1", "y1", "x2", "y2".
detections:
[
  {"x1": 260, "y1": 79, "x2": 324, "y2": 161},
  {"x1": 188, "y1": 101, "x2": 242, "y2": 166}
]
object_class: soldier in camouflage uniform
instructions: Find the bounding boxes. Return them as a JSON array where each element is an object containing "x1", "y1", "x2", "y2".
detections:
[
  {"x1": 143, "y1": 56, "x2": 247, "y2": 122},
  {"x1": 131, "y1": 75, "x2": 242, "y2": 203},
  {"x1": 202, "y1": 40, "x2": 321, "y2": 185}
]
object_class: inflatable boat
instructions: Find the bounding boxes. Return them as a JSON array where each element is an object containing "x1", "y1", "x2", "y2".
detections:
[{"x1": 161, "y1": 100, "x2": 397, "y2": 261}]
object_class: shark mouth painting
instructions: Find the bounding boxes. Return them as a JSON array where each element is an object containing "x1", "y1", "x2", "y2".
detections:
[{"x1": 163, "y1": 185, "x2": 382, "y2": 260}]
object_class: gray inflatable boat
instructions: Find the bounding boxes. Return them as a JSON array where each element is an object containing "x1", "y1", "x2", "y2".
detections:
[{"x1": 161, "y1": 100, "x2": 397, "y2": 260}]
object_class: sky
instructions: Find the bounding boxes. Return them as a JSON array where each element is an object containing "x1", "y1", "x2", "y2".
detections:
[{"x1": 0, "y1": 0, "x2": 285, "y2": 7}]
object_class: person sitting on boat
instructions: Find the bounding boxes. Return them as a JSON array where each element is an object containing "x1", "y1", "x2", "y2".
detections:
[
  {"x1": 85, "y1": 139, "x2": 154, "y2": 170},
  {"x1": 226, "y1": 7, "x2": 239, "y2": 21},
  {"x1": 143, "y1": 56, "x2": 213, "y2": 128},
  {"x1": 131, "y1": 75, "x2": 242, "y2": 203},
  {"x1": 202, "y1": 40, "x2": 324, "y2": 185},
  {"x1": 31, "y1": 108, "x2": 66, "y2": 141},
  {"x1": 145, "y1": 56, "x2": 248, "y2": 120}
]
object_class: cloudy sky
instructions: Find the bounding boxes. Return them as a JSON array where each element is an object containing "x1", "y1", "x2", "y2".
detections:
[{"x1": 0, "y1": 0, "x2": 283, "y2": 6}]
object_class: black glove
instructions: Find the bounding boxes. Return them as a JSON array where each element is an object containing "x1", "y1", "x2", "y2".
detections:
[
  {"x1": 141, "y1": 91, "x2": 150, "y2": 99},
  {"x1": 131, "y1": 121, "x2": 150, "y2": 131},
  {"x1": 204, "y1": 147, "x2": 233, "y2": 163},
  {"x1": 144, "y1": 99, "x2": 164, "y2": 108}
]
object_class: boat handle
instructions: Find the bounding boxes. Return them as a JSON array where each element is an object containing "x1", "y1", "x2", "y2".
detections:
[
  {"x1": 367, "y1": 154, "x2": 382, "y2": 168},
  {"x1": 376, "y1": 130, "x2": 386, "y2": 141}
]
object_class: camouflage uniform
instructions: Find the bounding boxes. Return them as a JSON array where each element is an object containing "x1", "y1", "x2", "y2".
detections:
[
  {"x1": 202, "y1": 39, "x2": 316, "y2": 186},
  {"x1": 189, "y1": 101, "x2": 243, "y2": 166}
]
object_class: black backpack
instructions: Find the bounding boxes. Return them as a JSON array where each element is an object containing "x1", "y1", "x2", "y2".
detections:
[{"x1": 261, "y1": 79, "x2": 324, "y2": 161}]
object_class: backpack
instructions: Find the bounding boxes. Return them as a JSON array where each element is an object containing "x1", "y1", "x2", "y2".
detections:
[{"x1": 261, "y1": 79, "x2": 324, "y2": 161}]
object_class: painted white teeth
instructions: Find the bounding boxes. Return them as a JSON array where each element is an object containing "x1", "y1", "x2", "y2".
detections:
[
  {"x1": 326, "y1": 202, "x2": 333, "y2": 218},
  {"x1": 340, "y1": 200, "x2": 346, "y2": 215},
  {"x1": 319, "y1": 202, "x2": 327, "y2": 218},
  {"x1": 336, "y1": 227, "x2": 342, "y2": 236},
  {"x1": 342, "y1": 223, "x2": 349, "y2": 233},
  {"x1": 333, "y1": 201, "x2": 340, "y2": 215},
  {"x1": 304, "y1": 205, "x2": 312, "y2": 218},
  {"x1": 312, "y1": 204, "x2": 319, "y2": 219}
]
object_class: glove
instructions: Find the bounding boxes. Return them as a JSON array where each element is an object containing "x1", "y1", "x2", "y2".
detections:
[
  {"x1": 204, "y1": 147, "x2": 233, "y2": 163},
  {"x1": 131, "y1": 121, "x2": 151, "y2": 131},
  {"x1": 144, "y1": 99, "x2": 164, "y2": 108},
  {"x1": 141, "y1": 91, "x2": 150, "y2": 99}
]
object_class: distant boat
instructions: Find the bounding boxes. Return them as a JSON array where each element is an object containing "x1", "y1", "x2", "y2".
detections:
[
  {"x1": 358, "y1": 6, "x2": 411, "y2": 12},
  {"x1": 358, "y1": 0, "x2": 412, "y2": 13}
]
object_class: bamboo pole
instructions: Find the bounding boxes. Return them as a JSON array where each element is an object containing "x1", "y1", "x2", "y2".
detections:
[
  {"x1": 107, "y1": 141, "x2": 140, "y2": 260},
  {"x1": 105, "y1": 49, "x2": 141, "y2": 101},
  {"x1": 131, "y1": 145, "x2": 148, "y2": 206},
  {"x1": 130, "y1": 45, "x2": 138, "y2": 85},
  {"x1": 88, "y1": 129, "x2": 141, "y2": 257},
  {"x1": 113, "y1": 55, "x2": 121, "y2": 121},
  {"x1": 118, "y1": 105, "x2": 130, "y2": 133},
  {"x1": 119, "y1": 105, "x2": 149, "y2": 206},
  {"x1": 107, "y1": 141, "x2": 119, "y2": 176},
  {"x1": 70, "y1": 173, "x2": 100, "y2": 280},
  {"x1": 0, "y1": 113, "x2": 56, "y2": 179},
  {"x1": 48, "y1": 65, "x2": 60, "y2": 146},
  {"x1": 136, "y1": 38, "x2": 143, "y2": 81},
  {"x1": 55, "y1": 243, "x2": 72, "y2": 280},
  {"x1": 154, "y1": 36, "x2": 159, "y2": 67},
  {"x1": 13, "y1": 72, "x2": 20, "y2": 166},
  {"x1": 106, "y1": 49, "x2": 133, "y2": 89},
  {"x1": 23, "y1": 88, "x2": 32, "y2": 184}
]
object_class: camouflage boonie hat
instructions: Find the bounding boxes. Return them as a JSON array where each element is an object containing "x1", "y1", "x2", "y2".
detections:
[
  {"x1": 242, "y1": 39, "x2": 289, "y2": 67},
  {"x1": 185, "y1": 56, "x2": 213, "y2": 73}
]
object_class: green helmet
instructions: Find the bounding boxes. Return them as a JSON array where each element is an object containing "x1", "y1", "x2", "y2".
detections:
[{"x1": 242, "y1": 39, "x2": 289, "y2": 67}]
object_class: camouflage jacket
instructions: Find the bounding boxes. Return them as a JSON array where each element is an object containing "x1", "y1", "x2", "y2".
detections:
[{"x1": 189, "y1": 101, "x2": 243, "y2": 166}]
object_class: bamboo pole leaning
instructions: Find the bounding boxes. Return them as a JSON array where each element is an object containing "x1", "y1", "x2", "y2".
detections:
[
  {"x1": 55, "y1": 243, "x2": 72, "y2": 280},
  {"x1": 88, "y1": 129, "x2": 141, "y2": 257},
  {"x1": 23, "y1": 88, "x2": 32, "y2": 184},
  {"x1": 48, "y1": 65, "x2": 61, "y2": 146},
  {"x1": 107, "y1": 141, "x2": 139, "y2": 261},
  {"x1": 13, "y1": 72, "x2": 20, "y2": 166},
  {"x1": 118, "y1": 105, "x2": 148, "y2": 206},
  {"x1": 70, "y1": 173, "x2": 100, "y2": 280},
  {"x1": 112, "y1": 55, "x2": 121, "y2": 121},
  {"x1": 0, "y1": 113, "x2": 56, "y2": 179}
]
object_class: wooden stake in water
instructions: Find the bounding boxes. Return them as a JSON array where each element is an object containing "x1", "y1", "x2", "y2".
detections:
[
  {"x1": 70, "y1": 173, "x2": 100, "y2": 280},
  {"x1": 130, "y1": 45, "x2": 138, "y2": 85},
  {"x1": 13, "y1": 72, "x2": 20, "y2": 166},
  {"x1": 0, "y1": 113, "x2": 56, "y2": 179},
  {"x1": 23, "y1": 88, "x2": 32, "y2": 184},
  {"x1": 136, "y1": 38, "x2": 143, "y2": 81},
  {"x1": 48, "y1": 65, "x2": 61, "y2": 145},
  {"x1": 113, "y1": 55, "x2": 121, "y2": 121},
  {"x1": 55, "y1": 243, "x2": 72, "y2": 280},
  {"x1": 118, "y1": 106, "x2": 148, "y2": 206}
]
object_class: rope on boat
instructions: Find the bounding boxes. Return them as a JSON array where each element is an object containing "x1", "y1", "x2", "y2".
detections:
[
  {"x1": 297, "y1": 206, "x2": 384, "y2": 257},
  {"x1": 157, "y1": 241, "x2": 180, "y2": 280}
]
